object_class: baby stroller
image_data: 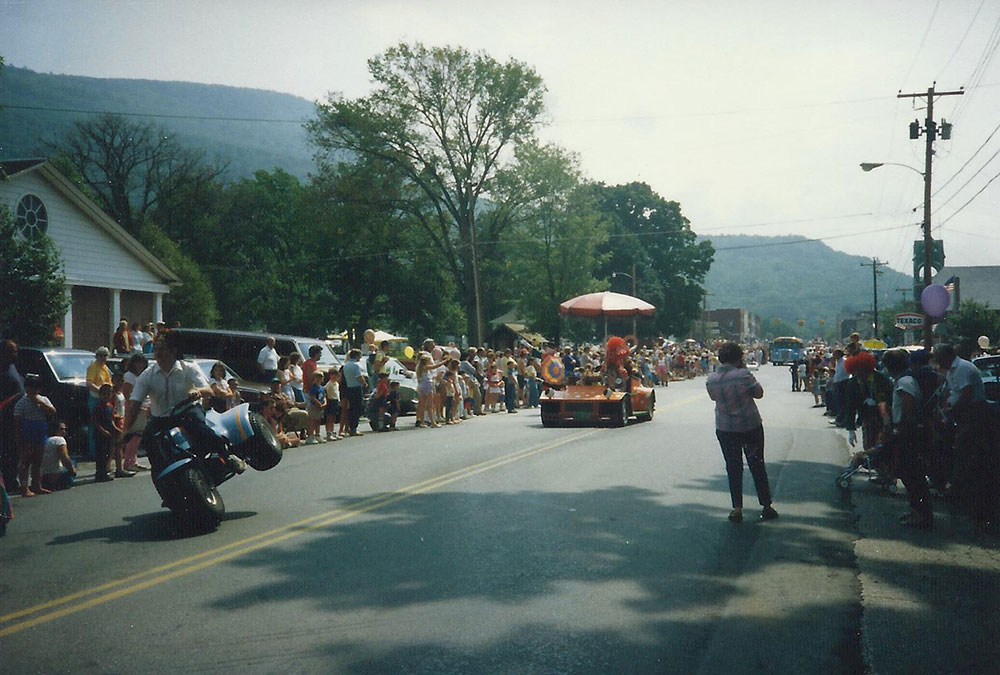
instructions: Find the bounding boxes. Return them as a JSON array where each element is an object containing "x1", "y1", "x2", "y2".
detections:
[{"x1": 836, "y1": 443, "x2": 899, "y2": 493}]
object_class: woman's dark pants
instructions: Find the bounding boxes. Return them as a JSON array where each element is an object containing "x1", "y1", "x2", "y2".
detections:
[{"x1": 716, "y1": 425, "x2": 772, "y2": 509}]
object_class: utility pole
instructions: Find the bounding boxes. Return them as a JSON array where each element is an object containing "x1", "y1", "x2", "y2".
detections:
[
  {"x1": 897, "y1": 83, "x2": 963, "y2": 349},
  {"x1": 861, "y1": 258, "x2": 888, "y2": 338}
]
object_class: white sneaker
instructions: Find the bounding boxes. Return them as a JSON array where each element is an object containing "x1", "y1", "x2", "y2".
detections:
[{"x1": 304, "y1": 437, "x2": 319, "y2": 445}]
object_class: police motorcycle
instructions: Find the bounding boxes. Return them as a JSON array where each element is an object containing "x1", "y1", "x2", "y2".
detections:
[{"x1": 146, "y1": 396, "x2": 282, "y2": 530}]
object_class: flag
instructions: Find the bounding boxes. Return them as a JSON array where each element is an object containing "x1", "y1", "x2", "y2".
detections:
[{"x1": 944, "y1": 276, "x2": 956, "y2": 293}]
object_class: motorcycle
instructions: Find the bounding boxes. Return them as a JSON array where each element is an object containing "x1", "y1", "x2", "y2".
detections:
[{"x1": 145, "y1": 397, "x2": 282, "y2": 530}]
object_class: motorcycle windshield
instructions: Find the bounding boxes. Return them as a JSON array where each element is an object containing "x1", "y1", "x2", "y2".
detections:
[{"x1": 205, "y1": 403, "x2": 253, "y2": 444}]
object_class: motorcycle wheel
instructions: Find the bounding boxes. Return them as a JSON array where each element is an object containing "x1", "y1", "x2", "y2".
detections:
[
  {"x1": 242, "y1": 413, "x2": 283, "y2": 471},
  {"x1": 169, "y1": 464, "x2": 225, "y2": 531}
]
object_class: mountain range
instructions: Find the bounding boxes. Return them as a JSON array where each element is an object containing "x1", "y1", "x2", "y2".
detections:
[{"x1": 0, "y1": 65, "x2": 911, "y2": 332}]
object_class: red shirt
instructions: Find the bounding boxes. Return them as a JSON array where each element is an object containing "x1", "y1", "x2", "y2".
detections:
[{"x1": 302, "y1": 358, "x2": 318, "y2": 393}]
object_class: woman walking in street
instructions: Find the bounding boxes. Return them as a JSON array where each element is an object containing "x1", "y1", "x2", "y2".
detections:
[{"x1": 705, "y1": 342, "x2": 778, "y2": 524}]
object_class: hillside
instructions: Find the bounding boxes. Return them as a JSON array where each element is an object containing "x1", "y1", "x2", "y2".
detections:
[
  {"x1": 700, "y1": 234, "x2": 913, "y2": 336},
  {"x1": 0, "y1": 65, "x2": 316, "y2": 180}
]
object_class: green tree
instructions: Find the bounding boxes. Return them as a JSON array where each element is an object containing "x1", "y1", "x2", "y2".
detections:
[
  {"x1": 0, "y1": 204, "x2": 69, "y2": 345},
  {"x1": 495, "y1": 143, "x2": 608, "y2": 342},
  {"x1": 947, "y1": 299, "x2": 1000, "y2": 346},
  {"x1": 208, "y1": 169, "x2": 310, "y2": 332},
  {"x1": 48, "y1": 113, "x2": 224, "y2": 236},
  {"x1": 593, "y1": 183, "x2": 714, "y2": 338},
  {"x1": 137, "y1": 221, "x2": 219, "y2": 328},
  {"x1": 308, "y1": 42, "x2": 547, "y2": 344}
]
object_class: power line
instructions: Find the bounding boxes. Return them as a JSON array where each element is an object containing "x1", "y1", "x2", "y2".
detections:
[
  {"x1": 938, "y1": 0, "x2": 986, "y2": 80},
  {"x1": 938, "y1": 165, "x2": 1000, "y2": 227},
  {"x1": 901, "y1": 0, "x2": 942, "y2": 86},
  {"x1": 932, "y1": 118, "x2": 1000, "y2": 198}
]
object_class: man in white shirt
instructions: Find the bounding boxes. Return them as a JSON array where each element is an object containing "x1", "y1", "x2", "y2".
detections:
[
  {"x1": 123, "y1": 332, "x2": 244, "y2": 473},
  {"x1": 257, "y1": 337, "x2": 279, "y2": 381}
]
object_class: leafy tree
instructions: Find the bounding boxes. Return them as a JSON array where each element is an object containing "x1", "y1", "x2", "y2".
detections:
[
  {"x1": 47, "y1": 113, "x2": 224, "y2": 236},
  {"x1": 947, "y1": 299, "x2": 1000, "y2": 346},
  {"x1": 0, "y1": 204, "x2": 69, "y2": 345},
  {"x1": 495, "y1": 143, "x2": 608, "y2": 342},
  {"x1": 208, "y1": 169, "x2": 311, "y2": 332},
  {"x1": 308, "y1": 42, "x2": 547, "y2": 344},
  {"x1": 593, "y1": 183, "x2": 714, "y2": 338},
  {"x1": 137, "y1": 221, "x2": 219, "y2": 328}
]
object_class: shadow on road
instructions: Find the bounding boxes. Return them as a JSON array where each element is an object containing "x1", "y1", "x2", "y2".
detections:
[
  {"x1": 196, "y1": 463, "x2": 880, "y2": 673},
  {"x1": 45, "y1": 510, "x2": 259, "y2": 544}
]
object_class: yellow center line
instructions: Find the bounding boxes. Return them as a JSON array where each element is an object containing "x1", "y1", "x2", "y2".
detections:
[{"x1": 0, "y1": 428, "x2": 602, "y2": 637}]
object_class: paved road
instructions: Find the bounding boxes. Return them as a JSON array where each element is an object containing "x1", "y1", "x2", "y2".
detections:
[{"x1": 2, "y1": 367, "x2": 865, "y2": 673}]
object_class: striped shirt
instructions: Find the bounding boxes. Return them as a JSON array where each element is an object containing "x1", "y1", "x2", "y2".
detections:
[{"x1": 706, "y1": 365, "x2": 764, "y2": 432}]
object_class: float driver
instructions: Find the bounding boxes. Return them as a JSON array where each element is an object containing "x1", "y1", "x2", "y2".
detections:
[
  {"x1": 601, "y1": 336, "x2": 635, "y2": 392},
  {"x1": 122, "y1": 331, "x2": 245, "y2": 474}
]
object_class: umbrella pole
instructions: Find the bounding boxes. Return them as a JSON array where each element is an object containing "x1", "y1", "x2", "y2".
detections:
[{"x1": 604, "y1": 316, "x2": 608, "y2": 342}]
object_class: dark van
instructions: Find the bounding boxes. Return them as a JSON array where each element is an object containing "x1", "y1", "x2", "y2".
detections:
[{"x1": 168, "y1": 329, "x2": 343, "y2": 386}]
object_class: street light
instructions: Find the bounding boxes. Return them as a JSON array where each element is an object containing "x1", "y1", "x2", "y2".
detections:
[
  {"x1": 859, "y1": 162, "x2": 924, "y2": 177},
  {"x1": 860, "y1": 160, "x2": 933, "y2": 348},
  {"x1": 611, "y1": 265, "x2": 637, "y2": 338}
]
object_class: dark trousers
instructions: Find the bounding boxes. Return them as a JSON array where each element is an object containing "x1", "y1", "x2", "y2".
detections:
[
  {"x1": 346, "y1": 386, "x2": 363, "y2": 433},
  {"x1": 504, "y1": 381, "x2": 517, "y2": 412},
  {"x1": 94, "y1": 435, "x2": 111, "y2": 478},
  {"x1": 716, "y1": 425, "x2": 772, "y2": 509},
  {"x1": 894, "y1": 428, "x2": 932, "y2": 518},
  {"x1": 952, "y1": 405, "x2": 998, "y2": 523}
]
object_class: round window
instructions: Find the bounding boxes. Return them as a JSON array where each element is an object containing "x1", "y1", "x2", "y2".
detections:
[{"x1": 16, "y1": 194, "x2": 48, "y2": 238}]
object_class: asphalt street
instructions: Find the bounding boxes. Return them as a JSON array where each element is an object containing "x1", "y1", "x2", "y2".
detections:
[{"x1": 3, "y1": 367, "x2": 875, "y2": 673}]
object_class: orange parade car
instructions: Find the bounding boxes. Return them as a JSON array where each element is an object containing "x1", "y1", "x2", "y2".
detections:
[{"x1": 540, "y1": 379, "x2": 655, "y2": 427}]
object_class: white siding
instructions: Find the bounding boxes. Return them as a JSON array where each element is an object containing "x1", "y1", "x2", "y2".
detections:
[{"x1": 0, "y1": 172, "x2": 171, "y2": 293}]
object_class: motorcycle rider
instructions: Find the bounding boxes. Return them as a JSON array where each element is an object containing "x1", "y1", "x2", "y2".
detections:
[{"x1": 122, "y1": 331, "x2": 245, "y2": 474}]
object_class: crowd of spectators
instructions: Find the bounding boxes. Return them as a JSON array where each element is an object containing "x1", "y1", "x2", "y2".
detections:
[{"x1": 791, "y1": 332, "x2": 998, "y2": 533}]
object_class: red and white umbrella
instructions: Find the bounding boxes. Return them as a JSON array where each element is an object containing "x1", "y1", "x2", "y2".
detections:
[
  {"x1": 559, "y1": 291, "x2": 655, "y2": 340},
  {"x1": 558, "y1": 291, "x2": 655, "y2": 318}
]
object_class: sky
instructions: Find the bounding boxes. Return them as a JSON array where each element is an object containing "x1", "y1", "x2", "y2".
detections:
[{"x1": 2, "y1": 0, "x2": 999, "y2": 277}]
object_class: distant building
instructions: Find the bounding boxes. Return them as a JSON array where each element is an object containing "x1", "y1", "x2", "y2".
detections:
[
  {"x1": 0, "y1": 159, "x2": 180, "y2": 350},
  {"x1": 699, "y1": 308, "x2": 761, "y2": 342},
  {"x1": 933, "y1": 266, "x2": 1000, "y2": 311}
]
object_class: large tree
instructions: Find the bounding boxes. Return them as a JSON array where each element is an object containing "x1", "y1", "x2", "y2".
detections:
[
  {"x1": 307, "y1": 42, "x2": 547, "y2": 344},
  {"x1": 947, "y1": 299, "x2": 1000, "y2": 347},
  {"x1": 496, "y1": 143, "x2": 608, "y2": 342},
  {"x1": 48, "y1": 113, "x2": 224, "y2": 235},
  {"x1": 0, "y1": 205, "x2": 69, "y2": 345},
  {"x1": 593, "y1": 183, "x2": 714, "y2": 338}
]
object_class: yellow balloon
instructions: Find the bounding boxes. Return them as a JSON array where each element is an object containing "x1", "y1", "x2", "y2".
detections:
[{"x1": 404, "y1": 345, "x2": 414, "y2": 359}]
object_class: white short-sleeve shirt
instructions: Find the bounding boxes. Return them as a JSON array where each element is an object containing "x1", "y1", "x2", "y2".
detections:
[{"x1": 130, "y1": 359, "x2": 210, "y2": 417}]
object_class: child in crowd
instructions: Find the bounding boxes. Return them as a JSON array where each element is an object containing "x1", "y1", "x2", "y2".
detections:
[
  {"x1": 41, "y1": 421, "x2": 76, "y2": 491},
  {"x1": 92, "y1": 384, "x2": 118, "y2": 482},
  {"x1": 442, "y1": 371, "x2": 458, "y2": 424},
  {"x1": 261, "y1": 394, "x2": 301, "y2": 448},
  {"x1": 486, "y1": 364, "x2": 501, "y2": 412},
  {"x1": 372, "y1": 371, "x2": 390, "y2": 431},
  {"x1": 387, "y1": 380, "x2": 401, "y2": 430},
  {"x1": 228, "y1": 378, "x2": 243, "y2": 408},
  {"x1": 110, "y1": 372, "x2": 134, "y2": 478},
  {"x1": 13, "y1": 374, "x2": 57, "y2": 496},
  {"x1": 812, "y1": 367, "x2": 828, "y2": 408},
  {"x1": 460, "y1": 374, "x2": 473, "y2": 419},
  {"x1": 305, "y1": 371, "x2": 326, "y2": 444},
  {"x1": 338, "y1": 365, "x2": 351, "y2": 438},
  {"x1": 324, "y1": 368, "x2": 341, "y2": 441}
]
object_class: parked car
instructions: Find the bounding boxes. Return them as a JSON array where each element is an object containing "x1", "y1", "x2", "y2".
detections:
[
  {"x1": 168, "y1": 329, "x2": 343, "y2": 386},
  {"x1": 15, "y1": 347, "x2": 122, "y2": 456},
  {"x1": 973, "y1": 355, "x2": 1000, "y2": 402}
]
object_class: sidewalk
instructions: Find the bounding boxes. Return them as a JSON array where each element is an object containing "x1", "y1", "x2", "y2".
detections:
[{"x1": 840, "y1": 435, "x2": 1000, "y2": 674}]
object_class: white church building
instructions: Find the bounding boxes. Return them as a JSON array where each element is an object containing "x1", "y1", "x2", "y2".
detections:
[{"x1": 1, "y1": 158, "x2": 180, "y2": 350}]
